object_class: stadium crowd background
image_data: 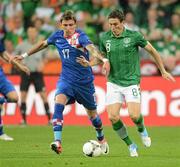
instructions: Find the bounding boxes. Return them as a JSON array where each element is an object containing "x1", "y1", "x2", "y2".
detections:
[{"x1": 0, "y1": 0, "x2": 179, "y2": 76}]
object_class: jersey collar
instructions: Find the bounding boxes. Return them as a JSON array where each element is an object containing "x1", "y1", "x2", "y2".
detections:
[{"x1": 64, "y1": 30, "x2": 77, "y2": 39}]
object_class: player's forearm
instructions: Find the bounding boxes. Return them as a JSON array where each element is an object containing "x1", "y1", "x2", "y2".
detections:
[
  {"x1": 2, "y1": 51, "x2": 24, "y2": 68},
  {"x1": 89, "y1": 57, "x2": 102, "y2": 66},
  {"x1": 86, "y1": 44, "x2": 105, "y2": 62},
  {"x1": 145, "y1": 42, "x2": 166, "y2": 73},
  {"x1": 152, "y1": 53, "x2": 166, "y2": 74},
  {"x1": 23, "y1": 41, "x2": 48, "y2": 57}
]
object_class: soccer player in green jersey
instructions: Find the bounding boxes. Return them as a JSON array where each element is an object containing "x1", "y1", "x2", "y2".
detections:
[{"x1": 76, "y1": 9, "x2": 175, "y2": 157}]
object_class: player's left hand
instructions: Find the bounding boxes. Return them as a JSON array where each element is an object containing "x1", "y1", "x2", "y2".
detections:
[
  {"x1": 76, "y1": 56, "x2": 90, "y2": 67},
  {"x1": 161, "y1": 71, "x2": 175, "y2": 82}
]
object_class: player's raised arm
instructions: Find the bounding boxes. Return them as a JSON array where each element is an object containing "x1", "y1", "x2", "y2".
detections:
[
  {"x1": 144, "y1": 42, "x2": 175, "y2": 82},
  {"x1": 12, "y1": 40, "x2": 48, "y2": 61}
]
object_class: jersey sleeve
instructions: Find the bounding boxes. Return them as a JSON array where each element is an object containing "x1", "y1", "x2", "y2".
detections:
[
  {"x1": 0, "y1": 40, "x2": 5, "y2": 53},
  {"x1": 47, "y1": 31, "x2": 57, "y2": 45},
  {"x1": 136, "y1": 32, "x2": 148, "y2": 48},
  {"x1": 78, "y1": 33, "x2": 92, "y2": 48}
]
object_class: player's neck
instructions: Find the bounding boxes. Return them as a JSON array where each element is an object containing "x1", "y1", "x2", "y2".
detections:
[
  {"x1": 113, "y1": 27, "x2": 124, "y2": 37},
  {"x1": 64, "y1": 31, "x2": 76, "y2": 38}
]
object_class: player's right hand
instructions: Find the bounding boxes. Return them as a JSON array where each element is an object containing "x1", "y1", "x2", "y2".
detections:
[{"x1": 161, "y1": 71, "x2": 175, "y2": 82}]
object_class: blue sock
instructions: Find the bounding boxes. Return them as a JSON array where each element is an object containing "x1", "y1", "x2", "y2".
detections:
[
  {"x1": 52, "y1": 103, "x2": 64, "y2": 142},
  {"x1": 90, "y1": 115, "x2": 104, "y2": 141},
  {"x1": 0, "y1": 107, "x2": 3, "y2": 135},
  {"x1": 0, "y1": 97, "x2": 7, "y2": 105},
  {"x1": 140, "y1": 127, "x2": 148, "y2": 137}
]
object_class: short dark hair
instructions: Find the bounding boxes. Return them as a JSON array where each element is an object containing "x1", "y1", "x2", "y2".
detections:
[
  {"x1": 60, "y1": 10, "x2": 76, "y2": 23},
  {"x1": 108, "y1": 9, "x2": 125, "y2": 22}
]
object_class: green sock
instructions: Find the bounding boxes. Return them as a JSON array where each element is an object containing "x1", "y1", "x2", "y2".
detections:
[
  {"x1": 133, "y1": 114, "x2": 145, "y2": 133},
  {"x1": 112, "y1": 120, "x2": 133, "y2": 146}
]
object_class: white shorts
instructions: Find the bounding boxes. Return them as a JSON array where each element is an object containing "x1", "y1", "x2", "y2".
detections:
[{"x1": 106, "y1": 82, "x2": 141, "y2": 105}]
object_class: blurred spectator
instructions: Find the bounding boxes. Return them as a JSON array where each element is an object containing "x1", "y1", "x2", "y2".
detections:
[
  {"x1": 32, "y1": 0, "x2": 55, "y2": 35},
  {"x1": 35, "y1": 0, "x2": 54, "y2": 19},
  {"x1": 4, "y1": 0, "x2": 23, "y2": 19},
  {"x1": 5, "y1": 15, "x2": 26, "y2": 47},
  {"x1": 15, "y1": 26, "x2": 51, "y2": 124},
  {"x1": 155, "y1": 28, "x2": 180, "y2": 75},
  {"x1": 76, "y1": 11, "x2": 98, "y2": 44},
  {"x1": 124, "y1": 11, "x2": 139, "y2": 31},
  {"x1": 32, "y1": 18, "x2": 48, "y2": 39},
  {"x1": 21, "y1": 0, "x2": 39, "y2": 29},
  {"x1": 140, "y1": 8, "x2": 163, "y2": 47},
  {"x1": 158, "y1": 0, "x2": 178, "y2": 27},
  {"x1": 61, "y1": 0, "x2": 91, "y2": 13},
  {"x1": 146, "y1": 0, "x2": 179, "y2": 27},
  {"x1": 125, "y1": 0, "x2": 148, "y2": 25},
  {"x1": 99, "y1": 0, "x2": 122, "y2": 24},
  {"x1": 170, "y1": 13, "x2": 180, "y2": 44},
  {"x1": 90, "y1": 0, "x2": 101, "y2": 21}
]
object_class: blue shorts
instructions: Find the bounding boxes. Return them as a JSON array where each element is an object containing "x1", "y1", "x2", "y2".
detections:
[
  {"x1": 55, "y1": 79, "x2": 97, "y2": 110},
  {"x1": 0, "y1": 68, "x2": 15, "y2": 96}
]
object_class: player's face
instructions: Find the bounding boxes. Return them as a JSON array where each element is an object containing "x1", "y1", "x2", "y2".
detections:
[
  {"x1": 61, "y1": 19, "x2": 76, "y2": 37},
  {"x1": 108, "y1": 18, "x2": 124, "y2": 36}
]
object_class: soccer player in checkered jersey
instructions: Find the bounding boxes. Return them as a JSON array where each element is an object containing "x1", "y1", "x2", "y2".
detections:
[{"x1": 12, "y1": 10, "x2": 109, "y2": 155}]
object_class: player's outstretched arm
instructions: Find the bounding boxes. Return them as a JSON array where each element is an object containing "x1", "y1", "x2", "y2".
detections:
[
  {"x1": 144, "y1": 42, "x2": 175, "y2": 82},
  {"x1": 12, "y1": 40, "x2": 48, "y2": 61},
  {"x1": 1, "y1": 51, "x2": 30, "y2": 75}
]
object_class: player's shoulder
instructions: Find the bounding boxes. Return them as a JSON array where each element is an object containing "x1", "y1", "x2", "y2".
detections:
[
  {"x1": 76, "y1": 29, "x2": 87, "y2": 36},
  {"x1": 125, "y1": 28, "x2": 138, "y2": 34},
  {"x1": 50, "y1": 30, "x2": 64, "y2": 38},
  {"x1": 125, "y1": 28, "x2": 143, "y2": 38},
  {"x1": 100, "y1": 30, "x2": 111, "y2": 39}
]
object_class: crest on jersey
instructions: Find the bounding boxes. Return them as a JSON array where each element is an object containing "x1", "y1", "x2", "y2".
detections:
[
  {"x1": 123, "y1": 38, "x2": 131, "y2": 44},
  {"x1": 123, "y1": 37, "x2": 131, "y2": 47}
]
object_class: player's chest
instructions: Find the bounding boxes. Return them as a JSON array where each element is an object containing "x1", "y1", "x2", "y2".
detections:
[{"x1": 104, "y1": 37, "x2": 135, "y2": 53}]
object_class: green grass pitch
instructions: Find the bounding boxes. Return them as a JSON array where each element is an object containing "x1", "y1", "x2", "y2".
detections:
[{"x1": 0, "y1": 126, "x2": 180, "y2": 167}]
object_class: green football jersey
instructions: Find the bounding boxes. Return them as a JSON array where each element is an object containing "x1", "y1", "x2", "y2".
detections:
[{"x1": 100, "y1": 28, "x2": 148, "y2": 86}]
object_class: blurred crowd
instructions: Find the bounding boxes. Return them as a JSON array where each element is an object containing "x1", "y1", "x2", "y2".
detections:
[{"x1": 0, "y1": 0, "x2": 179, "y2": 75}]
